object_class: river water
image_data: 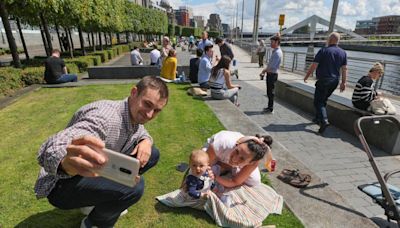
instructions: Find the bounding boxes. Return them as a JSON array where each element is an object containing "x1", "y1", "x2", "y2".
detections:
[{"x1": 279, "y1": 46, "x2": 400, "y2": 95}]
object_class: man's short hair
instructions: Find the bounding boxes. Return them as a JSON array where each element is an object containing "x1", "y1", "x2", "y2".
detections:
[
  {"x1": 328, "y1": 32, "x2": 340, "y2": 44},
  {"x1": 52, "y1": 49, "x2": 61, "y2": 54},
  {"x1": 136, "y1": 76, "x2": 169, "y2": 100},
  {"x1": 204, "y1": 45, "x2": 213, "y2": 52},
  {"x1": 270, "y1": 35, "x2": 281, "y2": 44},
  {"x1": 133, "y1": 46, "x2": 138, "y2": 50},
  {"x1": 196, "y1": 48, "x2": 203, "y2": 57},
  {"x1": 215, "y1": 37, "x2": 223, "y2": 44},
  {"x1": 153, "y1": 44, "x2": 158, "y2": 49}
]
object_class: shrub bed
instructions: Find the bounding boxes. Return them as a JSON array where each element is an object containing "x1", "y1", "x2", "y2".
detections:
[{"x1": 0, "y1": 46, "x2": 129, "y2": 96}]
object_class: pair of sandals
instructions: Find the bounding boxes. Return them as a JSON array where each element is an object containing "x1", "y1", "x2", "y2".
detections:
[{"x1": 277, "y1": 169, "x2": 311, "y2": 188}]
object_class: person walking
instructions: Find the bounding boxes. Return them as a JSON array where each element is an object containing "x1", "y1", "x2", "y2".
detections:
[
  {"x1": 259, "y1": 35, "x2": 283, "y2": 114},
  {"x1": 197, "y1": 31, "x2": 213, "y2": 51},
  {"x1": 150, "y1": 45, "x2": 161, "y2": 65},
  {"x1": 256, "y1": 40, "x2": 266, "y2": 68},
  {"x1": 304, "y1": 32, "x2": 347, "y2": 134}
]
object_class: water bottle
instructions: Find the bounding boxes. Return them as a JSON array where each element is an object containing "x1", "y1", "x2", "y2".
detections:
[{"x1": 181, "y1": 71, "x2": 186, "y2": 82}]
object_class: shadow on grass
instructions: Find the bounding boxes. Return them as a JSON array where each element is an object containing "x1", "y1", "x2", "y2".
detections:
[
  {"x1": 15, "y1": 208, "x2": 82, "y2": 228},
  {"x1": 154, "y1": 201, "x2": 215, "y2": 225}
]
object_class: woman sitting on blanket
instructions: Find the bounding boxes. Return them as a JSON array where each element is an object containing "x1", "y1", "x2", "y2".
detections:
[{"x1": 204, "y1": 130, "x2": 273, "y2": 188}]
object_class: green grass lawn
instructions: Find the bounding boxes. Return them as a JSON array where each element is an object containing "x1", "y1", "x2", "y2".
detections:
[{"x1": 0, "y1": 83, "x2": 303, "y2": 227}]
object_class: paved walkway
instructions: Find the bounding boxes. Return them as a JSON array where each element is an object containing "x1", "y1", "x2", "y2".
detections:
[{"x1": 225, "y1": 44, "x2": 400, "y2": 225}]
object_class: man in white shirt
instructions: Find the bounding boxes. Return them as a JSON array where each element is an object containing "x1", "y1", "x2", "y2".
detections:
[
  {"x1": 149, "y1": 45, "x2": 161, "y2": 65},
  {"x1": 130, "y1": 46, "x2": 143, "y2": 65}
]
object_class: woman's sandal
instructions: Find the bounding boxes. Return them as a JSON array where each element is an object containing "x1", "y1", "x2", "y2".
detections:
[{"x1": 277, "y1": 169, "x2": 311, "y2": 188}]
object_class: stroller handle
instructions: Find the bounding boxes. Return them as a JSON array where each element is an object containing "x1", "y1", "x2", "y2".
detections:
[{"x1": 354, "y1": 115, "x2": 400, "y2": 137}]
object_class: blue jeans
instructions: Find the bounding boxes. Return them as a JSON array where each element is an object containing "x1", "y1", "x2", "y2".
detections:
[
  {"x1": 199, "y1": 81, "x2": 209, "y2": 89},
  {"x1": 314, "y1": 79, "x2": 339, "y2": 123},
  {"x1": 54, "y1": 74, "x2": 78, "y2": 84},
  {"x1": 47, "y1": 146, "x2": 160, "y2": 227}
]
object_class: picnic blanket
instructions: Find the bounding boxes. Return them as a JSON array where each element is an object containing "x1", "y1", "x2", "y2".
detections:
[{"x1": 156, "y1": 184, "x2": 283, "y2": 227}]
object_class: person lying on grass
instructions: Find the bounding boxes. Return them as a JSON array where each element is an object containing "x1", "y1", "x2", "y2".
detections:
[{"x1": 203, "y1": 130, "x2": 273, "y2": 188}]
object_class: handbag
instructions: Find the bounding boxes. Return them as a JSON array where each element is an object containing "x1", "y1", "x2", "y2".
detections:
[{"x1": 369, "y1": 97, "x2": 397, "y2": 115}]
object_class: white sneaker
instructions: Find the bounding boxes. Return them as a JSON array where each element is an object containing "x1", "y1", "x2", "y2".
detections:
[{"x1": 80, "y1": 206, "x2": 128, "y2": 217}]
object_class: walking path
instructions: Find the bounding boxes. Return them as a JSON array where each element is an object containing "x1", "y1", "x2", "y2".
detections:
[{"x1": 226, "y1": 44, "x2": 400, "y2": 226}]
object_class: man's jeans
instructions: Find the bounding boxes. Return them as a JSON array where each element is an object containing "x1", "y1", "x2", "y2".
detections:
[
  {"x1": 54, "y1": 74, "x2": 78, "y2": 84},
  {"x1": 266, "y1": 73, "x2": 278, "y2": 110},
  {"x1": 47, "y1": 146, "x2": 160, "y2": 227},
  {"x1": 314, "y1": 79, "x2": 339, "y2": 123}
]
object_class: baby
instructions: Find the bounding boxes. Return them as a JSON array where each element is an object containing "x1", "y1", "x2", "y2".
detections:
[{"x1": 185, "y1": 149, "x2": 215, "y2": 199}]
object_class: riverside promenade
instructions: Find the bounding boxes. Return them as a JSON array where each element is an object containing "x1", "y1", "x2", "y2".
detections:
[
  {"x1": 10, "y1": 45, "x2": 397, "y2": 227},
  {"x1": 224, "y1": 44, "x2": 400, "y2": 227}
]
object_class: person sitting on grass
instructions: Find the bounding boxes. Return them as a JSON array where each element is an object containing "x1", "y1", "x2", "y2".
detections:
[
  {"x1": 34, "y1": 76, "x2": 168, "y2": 228},
  {"x1": 185, "y1": 149, "x2": 215, "y2": 199},
  {"x1": 44, "y1": 49, "x2": 77, "y2": 84},
  {"x1": 160, "y1": 49, "x2": 178, "y2": 81},
  {"x1": 189, "y1": 48, "x2": 203, "y2": 83},
  {"x1": 209, "y1": 55, "x2": 241, "y2": 106}
]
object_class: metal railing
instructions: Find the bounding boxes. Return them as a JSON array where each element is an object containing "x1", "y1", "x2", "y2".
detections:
[{"x1": 263, "y1": 48, "x2": 400, "y2": 96}]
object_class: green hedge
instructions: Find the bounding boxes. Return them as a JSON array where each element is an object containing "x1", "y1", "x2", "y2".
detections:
[
  {"x1": 0, "y1": 45, "x2": 130, "y2": 96},
  {"x1": 20, "y1": 67, "x2": 45, "y2": 85},
  {"x1": 92, "y1": 51, "x2": 109, "y2": 63},
  {"x1": 0, "y1": 67, "x2": 23, "y2": 96}
]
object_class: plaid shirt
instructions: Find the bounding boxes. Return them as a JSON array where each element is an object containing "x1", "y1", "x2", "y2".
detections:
[{"x1": 34, "y1": 98, "x2": 152, "y2": 198}]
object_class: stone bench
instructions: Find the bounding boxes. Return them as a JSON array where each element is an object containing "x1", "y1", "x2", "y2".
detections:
[
  {"x1": 88, "y1": 65, "x2": 190, "y2": 79},
  {"x1": 275, "y1": 79, "x2": 400, "y2": 155}
]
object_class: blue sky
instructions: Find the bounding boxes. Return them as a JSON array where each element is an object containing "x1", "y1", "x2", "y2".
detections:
[{"x1": 165, "y1": 0, "x2": 400, "y2": 32}]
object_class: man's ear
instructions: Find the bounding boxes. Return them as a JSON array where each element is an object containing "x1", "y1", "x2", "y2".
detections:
[{"x1": 131, "y1": 87, "x2": 138, "y2": 97}]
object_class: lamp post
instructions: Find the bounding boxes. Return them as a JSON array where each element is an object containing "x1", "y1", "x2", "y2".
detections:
[
  {"x1": 328, "y1": 0, "x2": 339, "y2": 33},
  {"x1": 240, "y1": 0, "x2": 244, "y2": 44},
  {"x1": 252, "y1": 0, "x2": 261, "y2": 43}
]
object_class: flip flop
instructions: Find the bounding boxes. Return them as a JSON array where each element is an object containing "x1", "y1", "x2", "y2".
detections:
[{"x1": 277, "y1": 169, "x2": 311, "y2": 188}]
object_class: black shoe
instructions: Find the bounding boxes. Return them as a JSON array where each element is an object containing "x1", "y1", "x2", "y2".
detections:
[
  {"x1": 262, "y1": 107, "x2": 274, "y2": 114},
  {"x1": 260, "y1": 74, "x2": 264, "y2": 80},
  {"x1": 318, "y1": 121, "x2": 330, "y2": 134}
]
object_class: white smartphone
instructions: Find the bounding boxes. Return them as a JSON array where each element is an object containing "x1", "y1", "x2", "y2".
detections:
[{"x1": 94, "y1": 148, "x2": 140, "y2": 188}]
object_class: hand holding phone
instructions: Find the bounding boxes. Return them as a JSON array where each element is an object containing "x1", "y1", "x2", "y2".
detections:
[{"x1": 93, "y1": 148, "x2": 140, "y2": 187}]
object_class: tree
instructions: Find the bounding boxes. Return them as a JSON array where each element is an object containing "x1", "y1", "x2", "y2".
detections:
[{"x1": 0, "y1": 0, "x2": 21, "y2": 68}]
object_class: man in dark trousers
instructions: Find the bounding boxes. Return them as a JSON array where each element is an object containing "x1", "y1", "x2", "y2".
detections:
[
  {"x1": 259, "y1": 35, "x2": 283, "y2": 114},
  {"x1": 34, "y1": 76, "x2": 168, "y2": 228},
  {"x1": 304, "y1": 32, "x2": 347, "y2": 134},
  {"x1": 44, "y1": 49, "x2": 77, "y2": 84}
]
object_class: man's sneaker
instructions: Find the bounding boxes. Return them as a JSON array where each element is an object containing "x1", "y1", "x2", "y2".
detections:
[
  {"x1": 318, "y1": 121, "x2": 330, "y2": 134},
  {"x1": 259, "y1": 74, "x2": 264, "y2": 80},
  {"x1": 234, "y1": 70, "x2": 239, "y2": 79},
  {"x1": 80, "y1": 206, "x2": 128, "y2": 217},
  {"x1": 262, "y1": 107, "x2": 274, "y2": 114}
]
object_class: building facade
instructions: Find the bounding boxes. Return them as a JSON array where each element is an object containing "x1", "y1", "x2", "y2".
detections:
[
  {"x1": 208, "y1": 14, "x2": 223, "y2": 33},
  {"x1": 174, "y1": 6, "x2": 190, "y2": 26},
  {"x1": 355, "y1": 15, "x2": 400, "y2": 34},
  {"x1": 193, "y1": 16, "x2": 205, "y2": 29}
]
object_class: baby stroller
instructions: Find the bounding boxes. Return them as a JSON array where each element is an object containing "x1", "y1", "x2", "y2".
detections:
[{"x1": 355, "y1": 115, "x2": 400, "y2": 227}]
